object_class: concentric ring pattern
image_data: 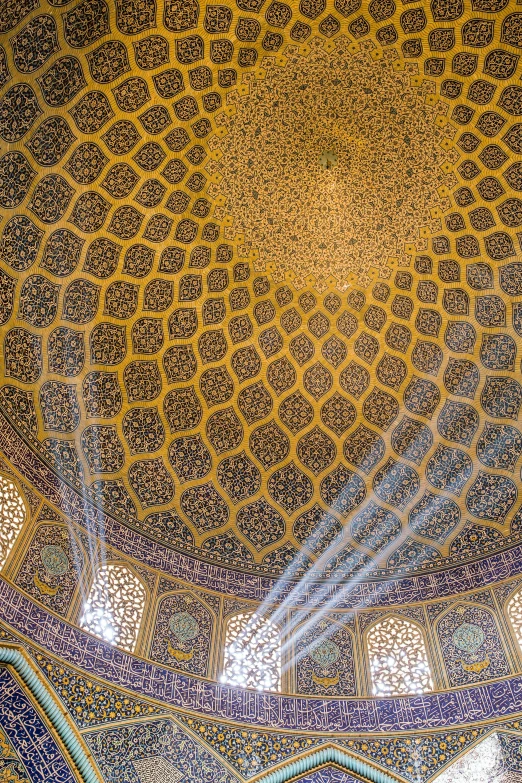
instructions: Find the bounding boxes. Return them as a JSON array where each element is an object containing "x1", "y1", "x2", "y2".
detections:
[{"x1": 1, "y1": 0, "x2": 522, "y2": 582}]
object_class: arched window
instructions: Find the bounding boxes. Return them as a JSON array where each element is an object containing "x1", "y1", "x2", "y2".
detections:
[
  {"x1": 222, "y1": 612, "x2": 281, "y2": 691},
  {"x1": 507, "y1": 588, "x2": 522, "y2": 651},
  {"x1": 0, "y1": 474, "x2": 26, "y2": 570},
  {"x1": 80, "y1": 564, "x2": 146, "y2": 652},
  {"x1": 367, "y1": 615, "x2": 432, "y2": 696}
]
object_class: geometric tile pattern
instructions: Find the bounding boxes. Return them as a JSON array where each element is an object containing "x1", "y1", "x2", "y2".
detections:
[
  {"x1": 2, "y1": 0, "x2": 522, "y2": 590},
  {"x1": 292, "y1": 772, "x2": 365, "y2": 783},
  {"x1": 3, "y1": 8, "x2": 522, "y2": 783},
  {"x1": 132, "y1": 757, "x2": 182, "y2": 783},
  {"x1": 0, "y1": 623, "x2": 517, "y2": 783},
  {"x1": 84, "y1": 718, "x2": 237, "y2": 783}
]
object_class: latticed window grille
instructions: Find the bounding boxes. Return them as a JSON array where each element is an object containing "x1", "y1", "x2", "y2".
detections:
[
  {"x1": 80, "y1": 564, "x2": 146, "y2": 652},
  {"x1": 507, "y1": 590, "x2": 522, "y2": 652},
  {"x1": 0, "y1": 474, "x2": 26, "y2": 569},
  {"x1": 367, "y1": 615, "x2": 432, "y2": 696},
  {"x1": 222, "y1": 612, "x2": 281, "y2": 691}
]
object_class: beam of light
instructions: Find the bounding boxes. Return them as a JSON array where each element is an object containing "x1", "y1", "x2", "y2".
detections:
[
  {"x1": 235, "y1": 422, "x2": 445, "y2": 681},
  {"x1": 220, "y1": 611, "x2": 281, "y2": 690},
  {"x1": 41, "y1": 385, "x2": 455, "y2": 687},
  {"x1": 79, "y1": 603, "x2": 117, "y2": 643},
  {"x1": 279, "y1": 524, "x2": 415, "y2": 674},
  {"x1": 223, "y1": 502, "x2": 434, "y2": 689},
  {"x1": 225, "y1": 493, "x2": 436, "y2": 688},
  {"x1": 273, "y1": 489, "x2": 420, "y2": 630},
  {"x1": 42, "y1": 434, "x2": 112, "y2": 639}
]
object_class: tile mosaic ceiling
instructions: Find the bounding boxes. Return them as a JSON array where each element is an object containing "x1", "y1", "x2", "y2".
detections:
[{"x1": 2, "y1": 0, "x2": 522, "y2": 587}]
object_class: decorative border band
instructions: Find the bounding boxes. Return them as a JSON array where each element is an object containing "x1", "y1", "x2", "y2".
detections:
[
  {"x1": 0, "y1": 644, "x2": 101, "y2": 783},
  {"x1": 258, "y1": 746, "x2": 400, "y2": 783},
  {"x1": 1, "y1": 410, "x2": 522, "y2": 609},
  {"x1": 2, "y1": 578, "x2": 522, "y2": 734}
]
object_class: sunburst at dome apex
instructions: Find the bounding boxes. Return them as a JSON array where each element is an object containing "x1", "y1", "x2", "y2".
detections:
[{"x1": 217, "y1": 42, "x2": 449, "y2": 289}]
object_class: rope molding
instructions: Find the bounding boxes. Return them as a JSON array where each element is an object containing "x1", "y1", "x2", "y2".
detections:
[
  {"x1": 0, "y1": 645, "x2": 101, "y2": 783},
  {"x1": 0, "y1": 641, "x2": 399, "y2": 783},
  {"x1": 257, "y1": 745, "x2": 401, "y2": 783}
]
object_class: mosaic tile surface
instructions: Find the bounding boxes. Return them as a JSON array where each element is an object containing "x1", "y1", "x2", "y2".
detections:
[
  {"x1": 4, "y1": 411, "x2": 522, "y2": 609},
  {"x1": 1, "y1": 586, "x2": 522, "y2": 734},
  {"x1": 4, "y1": 622, "x2": 522, "y2": 783},
  {"x1": 1, "y1": 0, "x2": 522, "y2": 593},
  {"x1": 0, "y1": 664, "x2": 78, "y2": 783},
  {"x1": 292, "y1": 771, "x2": 366, "y2": 783},
  {"x1": 84, "y1": 718, "x2": 238, "y2": 783},
  {"x1": 3, "y1": 4, "x2": 522, "y2": 775}
]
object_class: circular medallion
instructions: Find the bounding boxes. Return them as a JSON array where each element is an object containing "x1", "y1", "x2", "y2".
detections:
[
  {"x1": 40, "y1": 544, "x2": 69, "y2": 576},
  {"x1": 218, "y1": 46, "x2": 447, "y2": 287},
  {"x1": 452, "y1": 622, "x2": 485, "y2": 654},
  {"x1": 309, "y1": 638, "x2": 340, "y2": 667},
  {"x1": 168, "y1": 611, "x2": 199, "y2": 642}
]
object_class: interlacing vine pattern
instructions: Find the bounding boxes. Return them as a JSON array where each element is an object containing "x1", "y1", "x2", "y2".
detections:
[
  {"x1": 435, "y1": 734, "x2": 506, "y2": 783},
  {"x1": 80, "y1": 564, "x2": 146, "y2": 652},
  {"x1": 367, "y1": 616, "x2": 432, "y2": 696},
  {"x1": 222, "y1": 612, "x2": 281, "y2": 691},
  {"x1": 0, "y1": 474, "x2": 26, "y2": 569},
  {"x1": 507, "y1": 590, "x2": 522, "y2": 653}
]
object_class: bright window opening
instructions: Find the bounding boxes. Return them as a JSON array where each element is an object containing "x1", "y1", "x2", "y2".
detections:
[
  {"x1": 0, "y1": 474, "x2": 26, "y2": 570},
  {"x1": 222, "y1": 612, "x2": 281, "y2": 691},
  {"x1": 367, "y1": 615, "x2": 432, "y2": 696},
  {"x1": 80, "y1": 563, "x2": 145, "y2": 652},
  {"x1": 435, "y1": 733, "x2": 506, "y2": 783}
]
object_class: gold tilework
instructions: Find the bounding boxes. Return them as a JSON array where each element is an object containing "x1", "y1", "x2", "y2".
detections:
[
  {"x1": 1, "y1": 0, "x2": 522, "y2": 582},
  {"x1": 217, "y1": 41, "x2": 448, "y2": 289}
]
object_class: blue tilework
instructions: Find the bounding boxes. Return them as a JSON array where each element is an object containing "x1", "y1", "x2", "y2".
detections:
[
  {"x1": 1, "y1": 410, "x2": 522, "y2": 610},
  {"x1": 0, "y1": 665, "x2": 77, "y2": 783},
  {"x1": 2, "y1": 581, "x2": 522, "y2": 733},
  {"x1": 296, "y1": 772, "x2": 368, "y2": 783}
]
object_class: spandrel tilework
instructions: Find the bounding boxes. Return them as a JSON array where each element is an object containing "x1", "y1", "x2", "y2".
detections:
[
  {"x1": 292, "y1": 771, "x2": 366, "y2": 783},
  {"x1": 84, "y1": 718, "x2": 238, "y2": 783},
  {"x1": 0, "y1": 664, "x2": 78, "y2": 783}
]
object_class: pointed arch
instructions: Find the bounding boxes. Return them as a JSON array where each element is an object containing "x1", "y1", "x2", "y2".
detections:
[
  {"x1": 292, "y1": 614, "x2": 358, "y2": 697},
  {"x1": 365, "y1": 614, "x2": 432, "y2": 696},
  {"x1": 13, "y1": 520, "x2": 86, "y2": 615},
  {"x1": 79, "y1": 562, "x2": 146, "y2": 652},
  {"x1": 435, "y1": 601, "x2": 510, "y2": 687},
  {"x1": 150, "y1": 589, "x2": 216, "y2": 677},
  {"x1": 222, "y1": 610, "x2": 281, "y2": 691},
  {"x1": 0, "y1": 472, "x2": 27, "y2": 570},
  {"x1": 256, "y1": 744, "x2": 402, "y2": 783}
]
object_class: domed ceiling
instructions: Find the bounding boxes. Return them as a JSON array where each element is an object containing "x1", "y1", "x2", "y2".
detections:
[{"x1": 1, "y1": 0, "x2": 522, "y2": 583}]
